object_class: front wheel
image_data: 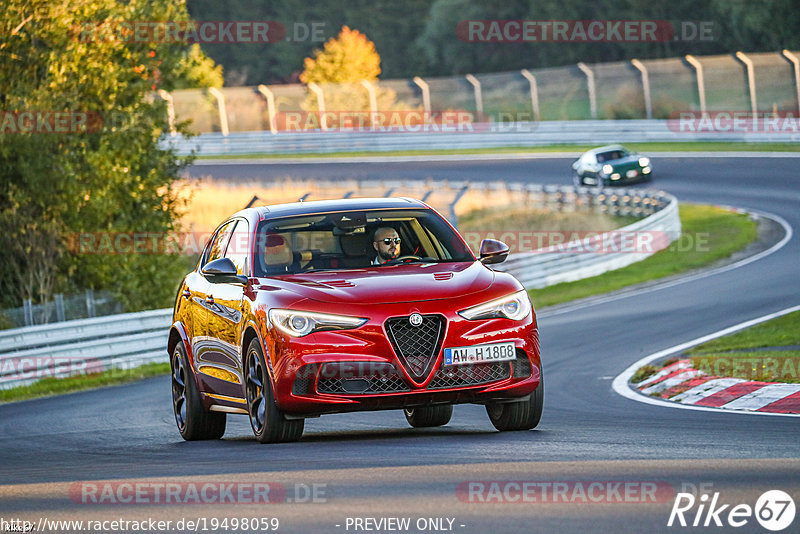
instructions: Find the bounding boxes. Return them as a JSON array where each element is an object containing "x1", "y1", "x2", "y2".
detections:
[
  {"x1": 245, "y1": 339, "x2": 304, "y2": 443},
  {"x1": 485, "y1": 372, "x2": 543, "y2": 431},
  {"x1": 404, "y1": 405, "x2": 453, "y2": 427},
  {"x1": 171, "y1": 343, "x2": 226, "y2": 441}
]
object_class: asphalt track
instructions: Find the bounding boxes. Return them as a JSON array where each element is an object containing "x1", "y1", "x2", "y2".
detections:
[{"x1": 1, "y1": 155, "x2": 799, "y2": 533}]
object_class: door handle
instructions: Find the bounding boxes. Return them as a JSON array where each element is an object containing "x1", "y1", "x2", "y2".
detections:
[{"x1": 182, "y1": 289, "x2": 191, "y2": 299}]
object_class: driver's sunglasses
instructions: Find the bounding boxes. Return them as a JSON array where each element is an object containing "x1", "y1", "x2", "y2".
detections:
[{"x1": 379, "y1": 237, "x2": 401, "y2": 245}]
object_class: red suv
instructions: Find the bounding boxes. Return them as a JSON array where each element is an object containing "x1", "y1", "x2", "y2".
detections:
[{"x1": 168, "y1": 197, "x2": 542, "y2": 443}]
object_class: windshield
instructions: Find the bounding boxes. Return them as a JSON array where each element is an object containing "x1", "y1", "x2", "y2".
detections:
[
  {"x1": 596, "y1": 149, "x2": 628, "y2": 162},
  {"x1": 254, "y1": 208, "x2": 475, "y2": 276}
]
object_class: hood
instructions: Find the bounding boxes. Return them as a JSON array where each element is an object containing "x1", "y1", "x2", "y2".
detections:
[
  {"x1": 257, "y1": 261, "x2": 494, "y2": 304},
  {"x1": 607, "y1": 155, "x2": 642, "y2": 170}
]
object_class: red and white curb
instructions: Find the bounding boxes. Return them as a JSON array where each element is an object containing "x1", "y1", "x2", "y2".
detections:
[
  {"x1": 612, "y1": 304, "x2": 800, "y2": 417},
  {"x1": 633, "y1": 359, "x2": 800, "y2": 414}
]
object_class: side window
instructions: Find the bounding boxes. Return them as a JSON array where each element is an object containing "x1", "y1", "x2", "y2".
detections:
[
  {"x1": 206, "y1": 220, "x2": 236, "y2": 266},
  {"x1": 224, "y1": 220, "x2": 250, "y2": 275}
]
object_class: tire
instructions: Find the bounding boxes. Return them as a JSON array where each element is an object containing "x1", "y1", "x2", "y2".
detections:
[
  {"x1": 485, "y1": 372, "x2": 544, "y2": 431},
  {"x1": 171, "y1": 343, "x2": 226, "y2": 441},
  {"x1": 244, "y1": 338, "x2": 304, "y2": 443},
  {"x1": 404, "y1": 405, "x2": 453, "y2": 427}
]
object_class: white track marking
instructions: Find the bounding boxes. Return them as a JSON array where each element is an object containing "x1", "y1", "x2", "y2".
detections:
[
  {"x1": 721, "y1": 384, "x2": 800, "y2": 411},
  {"x1": 611, "y1": 304, "x2": 800, "y2": 417},
  {"x1": 670, "y1": 378, "x2": 746, "y2": 404}
]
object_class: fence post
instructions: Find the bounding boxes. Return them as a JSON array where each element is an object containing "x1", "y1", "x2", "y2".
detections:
[
  {"x1": 85, "y1": 289, "x2": 96, "y2": 318},
  {"x1": 465, "y1": 74, "x2": 484, "y2": 117},
  {"x1": 207, "y1": 87, "x2": 230, "y2": 136},
  {"x1": 156, "y1": 90, "x2": 177, "y2": 136},
  {"x1": 735, "y1": 51, "x2": 758, "y2": 116},
  {"x1": 23, "y1": 299, "x2": 33, "y2": 326},
  {"x1": 55, "y1": 293, "x2": 65, "y2": 322},
  {"x1": 685, "y1": 55, "x2": 707, "y2": 114},
  {"x1": 412, "y1": 76, "x2": 431, "y2": 122},
  {"x1": 361, "y1": 80, "x2": 379, "y2": 128},
  {"x1": 307, "y1": 82, "x2": 328, "y2": 131},
  {"x1": 520, "y1": 69, "x2": 541, "y2": 121},
  {"x1": 576, "y1": 62, "x2": 597, "y2": 119},
  {"x1": 449, "y1": 184, "x2": 470, "y2": 229},
  {"x1": 631, "y1": 59, "x2": 653, "y2": 119},
  {"x1": 781, "y1": 50, "x2": 800, "y2": 115},
  {"x1": 257, "y1": 84, "x2": 278, "y2": 134}
]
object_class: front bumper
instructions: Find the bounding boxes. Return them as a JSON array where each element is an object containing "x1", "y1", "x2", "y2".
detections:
[{"x1": 264, "y1": 303, "x2": 541, "y2": 416}]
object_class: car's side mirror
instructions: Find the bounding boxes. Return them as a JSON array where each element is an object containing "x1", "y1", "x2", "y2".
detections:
[
  {"x1": 201, "y1": 257, "x2": 248, "y2": 284},
  {"x1": 479, "y1": 239, "x2": 509, "y2": 265}
]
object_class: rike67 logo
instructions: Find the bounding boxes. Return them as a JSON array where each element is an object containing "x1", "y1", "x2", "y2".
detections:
[{"x1": 668, "y1": 489, "x2": 795, "y2": 531}]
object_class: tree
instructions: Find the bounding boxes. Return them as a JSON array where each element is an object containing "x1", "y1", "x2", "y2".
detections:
[
  {"x1": 0, "y1": 0, "x2": 219, "y2": 312},
  {"x1": 300, "y1": 26, "x2": 381, "y2": 84}
]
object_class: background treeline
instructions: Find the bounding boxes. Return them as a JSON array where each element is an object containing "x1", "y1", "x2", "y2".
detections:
[{"x1": 188, "y1": 0, "x2": 800, "y2": 84}]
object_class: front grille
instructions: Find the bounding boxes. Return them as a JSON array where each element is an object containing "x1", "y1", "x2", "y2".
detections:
[
  {"x1": 316, "y1": 362, "x2": 410, "y2": 395},
  {"x1": 385, "y1": 315, "x2": 445, "y2": 380},
  {"x1": 428, "y1": 361, "x2": 511, "y2": 389}
]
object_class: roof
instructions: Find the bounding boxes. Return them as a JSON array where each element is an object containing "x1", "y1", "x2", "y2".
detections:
[
  {"x1": 585, "y1": 144, "x2": 628, "y2": 155},
  {"x1": 229, "y1": 197, "x2": 429, "y2": 221}
]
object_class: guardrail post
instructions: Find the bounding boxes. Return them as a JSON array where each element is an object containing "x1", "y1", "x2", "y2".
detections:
[
  {"x1": 307, "y1": 82, "x2": 328, "y2": 131},
  {"x1": 156, "y1": 90, "x2": 177, "y2": 136},
  {"x1": 685, "y1": 55, "x2": 707, "y2": 114},
  {"x1": 465, "y1": 74, "x2": 484, "y2": 117},
  {"x1": 413, "y1": 76, "x2": 431, "y2": 122},
  {"x1": 735, "y1": 51, "x2": 758, "y2": 116},
  {"x1": 257, "y1": 84, "x2": 278, "y2": 134},
  {"x1": 207, "y1": 87, "x2": 230, "y2": 136},
  {"x1": 520, "y1": 69, "x2": 541, "y2": 121},
  {"x1": 781, "y1": 50, "x2": 800, "y2": 115},
  {"x1": 361, "y1": 80, "x2": 379, "y2": 128},
  {"x1": 55, "y1": 293, "x2": 65, "y2": 322},
  {"x1": 631, "y1": 59, "x2": 653, "y2": 119},
  {"x1": 576, "y1": 62, "x2": 597, "y2": 119}
]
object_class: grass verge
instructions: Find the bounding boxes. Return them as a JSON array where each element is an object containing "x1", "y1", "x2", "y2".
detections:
[
  {"x1": 0, "y1": 362, "x2": 170, "y2": 404},
  {"x1": 195, "y1": 142, "x2": 800, "y2": 160},
  {"x1": 529, "y1": 204, "x2": 758, "y2": 308},
  {"x1": 687, "y1": 310, "x2": 800, "y2": 383}
]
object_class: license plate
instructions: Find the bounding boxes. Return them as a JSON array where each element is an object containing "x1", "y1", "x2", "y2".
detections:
[
  {"x1": 626, "y1": 169, "x2": 639, "y2": 178},
  {"x1": 443, "y1": 342, "x2": 516, "y2": 366}
]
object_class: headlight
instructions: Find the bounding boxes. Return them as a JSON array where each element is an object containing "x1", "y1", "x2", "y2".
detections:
[
  {"x1": 602, "y1": 164, "x2": 613, "y2": 175},
  {"x1": 458, "y1": 290, "x2": 532, "y2": 321},
  {"x1": 638, "y1": 157, "x2": 650, "y2": 167},
  {"x1": 268, "y1": 309, "x2": 367, "y2": 337}
]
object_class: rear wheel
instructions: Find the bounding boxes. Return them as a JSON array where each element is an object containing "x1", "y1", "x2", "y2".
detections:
[
  {"x1": 171, "y1": 343, "x2": 226, "y2": 441},
  {"x1": 404, "y1": 405, "x2": 453, "y2": 427},
  {"x1": 486, "y1": 372, "x2": 544, "y2": 431},
  {"x1": 245, "y1": 338, "x2": 304, "y2": 443}
]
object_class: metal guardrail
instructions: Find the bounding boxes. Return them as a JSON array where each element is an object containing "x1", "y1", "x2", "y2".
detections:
[
  {"x1": 167, "y1": 120, "x2": 800, "y2": 156},
  {"x1": 0, "y1": 184, "x2": 678, "y2": 390},
  {"x1": 496, "y1": 186, "x2": 680, "y2": 288},
  {"x1": 0, "y1": 309, "x2": 172, "y2": 390}
]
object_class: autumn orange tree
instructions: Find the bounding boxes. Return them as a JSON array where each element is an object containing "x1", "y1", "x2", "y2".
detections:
[{"x1": 299, "y1": 26, "x2": 399, "y2": 128}]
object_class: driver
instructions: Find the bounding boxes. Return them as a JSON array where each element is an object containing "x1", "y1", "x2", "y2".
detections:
[{"x1": 371, "y1": 226, "x2": 401, "y2": 265}]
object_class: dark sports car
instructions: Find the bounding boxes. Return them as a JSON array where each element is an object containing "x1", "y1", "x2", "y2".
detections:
[
  {"x1": 168, "y1": 197, "x2": 543, "y2": 443},
  {"x1": 572, "y1": 144, "x2": 652, "y2": 186}
]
